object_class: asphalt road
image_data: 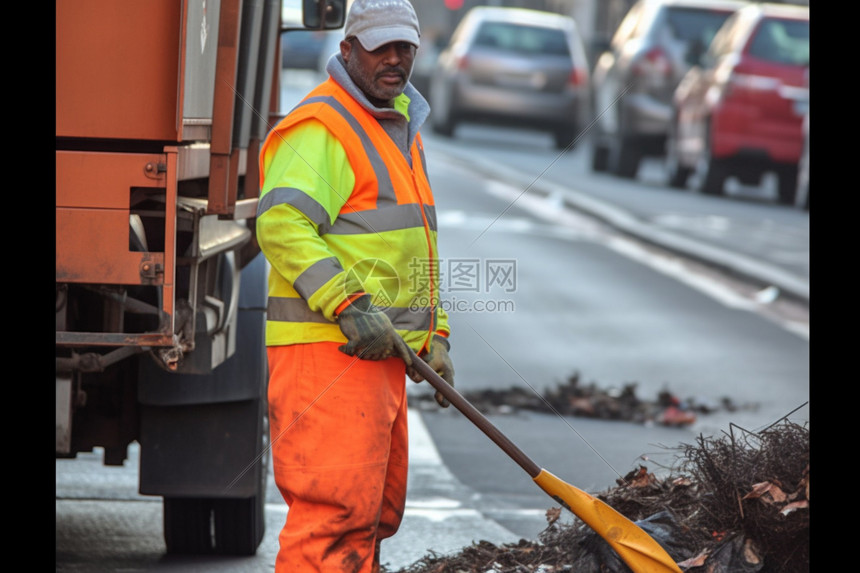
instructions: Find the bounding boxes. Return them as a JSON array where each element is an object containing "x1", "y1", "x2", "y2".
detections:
[{"x1": 413, "y1": 139, "x2": 809, "y2": 539}]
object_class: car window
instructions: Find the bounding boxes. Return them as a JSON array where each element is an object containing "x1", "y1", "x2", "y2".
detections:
[
  {"x1": 282, "y1": 30, "x2": 326, "y2": 51},
  {"x1": 472, "y1": 22, "x2": 571, "y2": 57},
  {"x1": 662, "y1": 7, "x2": 735, "y2": 47},
  {"x1": 747, "y1": 18, "x2": 809, "y2": 66}
]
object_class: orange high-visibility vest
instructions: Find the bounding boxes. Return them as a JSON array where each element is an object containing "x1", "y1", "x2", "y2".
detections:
[{"x1": 257, "y1": 78, "x2": 448, "y2": 353}]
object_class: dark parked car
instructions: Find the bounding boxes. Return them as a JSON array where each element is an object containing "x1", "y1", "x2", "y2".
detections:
[
  {"x1": 281, "y1": 29, "x2": 339, "y2": 70},
  {"x1": 665, "y1": 2, "x2": 809, "y2": 204},
  {"x1": 429, "y1": 6, "x2": 591, "y2": 150},
  {"x1": 590, "y1": 0, "x2": 748, "y2": 178}
]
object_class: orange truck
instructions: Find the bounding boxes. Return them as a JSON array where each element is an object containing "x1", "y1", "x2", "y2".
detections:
[{"x1": 56, "y1": 0, "x2": 344, "y2": 555}]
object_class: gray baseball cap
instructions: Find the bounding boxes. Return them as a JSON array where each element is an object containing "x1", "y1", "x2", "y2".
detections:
[{"x1": 344, "y1": 0, "x2": 420, "y2": 51}]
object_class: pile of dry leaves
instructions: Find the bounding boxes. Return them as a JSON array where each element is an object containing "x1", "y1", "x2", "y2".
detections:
[
  {"x1": 412, "y1": 372, "x2": 760, "y2": 427},
  {"x1": 389, "y1": 420, "x2": 809, "y2": 572}
]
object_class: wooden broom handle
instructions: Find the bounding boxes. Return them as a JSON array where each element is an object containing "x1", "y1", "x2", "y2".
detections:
[{"x1": 407, "y1": 348, "x2": 541, "y2": 478}]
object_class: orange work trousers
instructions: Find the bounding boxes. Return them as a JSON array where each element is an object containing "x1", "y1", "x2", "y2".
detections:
[{"x1": 267, "y1": 342, "x2": 409, "y2": 573}]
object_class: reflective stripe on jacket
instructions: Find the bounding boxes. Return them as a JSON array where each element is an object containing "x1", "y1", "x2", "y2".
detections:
[{"x1": 257, "y1": 77, "x2": 449, "y2": 353}]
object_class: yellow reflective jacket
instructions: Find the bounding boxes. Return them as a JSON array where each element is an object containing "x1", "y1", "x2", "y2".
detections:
[{"x1": 257, "y1": 77, "x2": 449, "y2": 353}]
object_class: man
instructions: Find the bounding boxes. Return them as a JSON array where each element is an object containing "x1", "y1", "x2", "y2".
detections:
[{"x1": 255, "y1": 0, "x2": 455, "y2": 571}]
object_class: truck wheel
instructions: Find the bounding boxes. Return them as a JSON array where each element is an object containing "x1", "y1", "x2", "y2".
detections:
[
  {"x1": 138, "y1": 251, "x2": 269, "y2": 556},
  {"x1": 163, "y1": 479, "x2": 265, "y2": 555},
  {"x1": 164, "y1": 494, "x2": 263, "y2": 555},
  {"x1": 163, "y1": 399, "x2": 268, "y2": 555}
]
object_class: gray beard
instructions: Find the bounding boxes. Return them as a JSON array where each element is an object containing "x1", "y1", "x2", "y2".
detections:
[{"x1": 345, "y1": 57, "x2": 404, "y2": 107}]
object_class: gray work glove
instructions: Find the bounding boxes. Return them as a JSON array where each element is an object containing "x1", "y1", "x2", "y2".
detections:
[
  {"x1": 407, "y1": 334, "x2": 455, "y2": 408},
  {"x1": 336, "y1": 294, "x2": 412, "y2": 363}
]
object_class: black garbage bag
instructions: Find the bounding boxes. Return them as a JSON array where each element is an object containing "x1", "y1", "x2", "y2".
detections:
[
  {"x1": 682, "y1": 534, "x2": 764, "y2": 572},
  {"x1": 567, "y1": 511, "x2": 698, "y2": 573}
]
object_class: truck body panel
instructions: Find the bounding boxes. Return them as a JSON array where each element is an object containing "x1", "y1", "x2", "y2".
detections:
[
  {"x1": 56, "y1": 0, "x2": 346, "y2": 556},
  {"x1": 56, "y1": 1, "x2": 187, "y2": 142}
]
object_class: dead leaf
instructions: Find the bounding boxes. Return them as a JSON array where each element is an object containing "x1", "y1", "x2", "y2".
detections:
[
  {"x1": 630, "y1": 467, "x2": 656, "y2": 487},
  {"x1": 798, "y1": 464, "x2": 810, "y2": 501},
  {"x1": 545, "y1": 507, "x2": 562, "y2": 526},
  {"x1": 618, "y1": 465, "x2": 657, "y2": 488},
  {"x1": 677, "y1": 547, "x2": 709, "y2": 567},
  {"x1": 781, "y1": 500, "x2": 809, "y2": 516},
  {"x1": 568, "y1": 397, "x2": 594, "y2": 415},
  {"x1": 744, "y1": 481, "x2": 787, "y2": 503},
  {"x1": 743, "y1": 538, "x2": 762, "y2": 564},
  {"x1": 617, "y1": 465, "x2": 648, "y2": 487}
]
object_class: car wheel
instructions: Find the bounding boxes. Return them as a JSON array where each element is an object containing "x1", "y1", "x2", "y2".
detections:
[
  {"x1": 591, "y1": 138, "x2": 609, "y2": 172},
  {"x1": 429, "y1": 81, "x2": 456, "y2": 137},
  {"x1": 776, "y1": 165, "x2": 798, "y2": 206},
  {"x1": 431, "y1": 110, "x2": 456, "y2": 137},
  {"x1": 665, "y1": 129, "x2": 691, "y2": 189},
  {"x1": 553, "y1": 126, "x2": 578, "y2": 151},
  {"x1": 609, "y1": 133, "x2": 641, "y2": 179},
  {"x1": 698, "y1": 157, "x2": 727, "y2": 196},
  {"x1": 696, "y1": 129, "x2": 726, "y2": 196}
]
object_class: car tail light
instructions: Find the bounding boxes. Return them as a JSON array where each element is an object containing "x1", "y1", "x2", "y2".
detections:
[
  {"x1": 568, "y1": 67, "x2": 587, "y2": 87},
  {"x1": 456, "y1": 54, "x2": 470, "y2": 70},
  {"x1": 631, "y1": 46, "x2": 672, "y2": 83}
]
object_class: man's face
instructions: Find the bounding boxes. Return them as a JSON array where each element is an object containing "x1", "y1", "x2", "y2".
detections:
[{"x1": 341, "y1": 38, "x2": 417, "y2": 107}]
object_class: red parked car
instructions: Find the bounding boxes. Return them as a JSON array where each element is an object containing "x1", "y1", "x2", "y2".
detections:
[{"x1": 665, "y1": 2, "x2": 809, "y2": 204}]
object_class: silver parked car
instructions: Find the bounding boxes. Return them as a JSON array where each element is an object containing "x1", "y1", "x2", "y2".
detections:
[
  {"x1": 429, "y1": 6, "x2": 591, "y2": 150},
  {"x1": 590, "y1": 0, "x2": 748, "y2": 178}
]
